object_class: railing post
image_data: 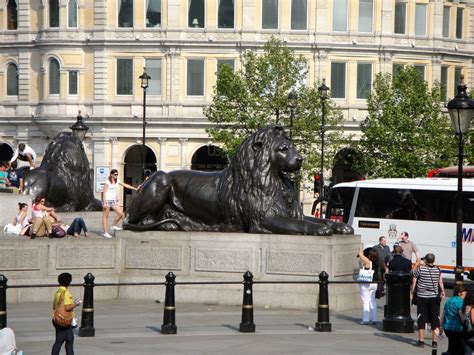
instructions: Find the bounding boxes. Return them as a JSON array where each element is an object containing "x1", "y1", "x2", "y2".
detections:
[
  {"x1": 78, "y1": 273, "x2": 95, "y2": 337},
  {"x1": 383, "y1": 272, "x2": 414, "y2": 333},
  {"x1": 239, "y1": 271, "x2": 255, "y2": 333},
  {"x1": 0, "y1": 274, "x2": 7, "y2": 329},
  {"x1": 315, "y1": 271, "x2": 331, "y2": 332},
  {"x1": 161, "y1": 272, "x2": 177, "y2": 334}
]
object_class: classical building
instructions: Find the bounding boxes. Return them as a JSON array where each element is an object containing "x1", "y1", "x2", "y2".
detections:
[{"x1": 0, "y1": 0, "x2": 472, "y2": 209}]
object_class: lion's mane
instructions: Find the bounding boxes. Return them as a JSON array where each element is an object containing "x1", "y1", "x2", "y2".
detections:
[{"x1": 217, "y1": 126, "x2": 303, "y2": 233}]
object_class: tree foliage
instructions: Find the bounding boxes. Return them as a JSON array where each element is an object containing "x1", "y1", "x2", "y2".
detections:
[
  {"x1": 357, "y1": 65, "x2": 473, "y2": 178},
  {"x1": 204, "y1": 38, "x2": 348, "y2": 181}
]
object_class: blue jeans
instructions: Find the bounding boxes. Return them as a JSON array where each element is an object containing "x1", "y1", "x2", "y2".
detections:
[
  {"x1": 67, "y1": 218, "x2": 87, "y2": 236},
  {"x1": 52, "y1": 320, "x2": 74, "y2": 355}
]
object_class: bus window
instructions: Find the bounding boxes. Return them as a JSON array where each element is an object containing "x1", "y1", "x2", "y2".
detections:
[{"x1": 328, "y1": 187, "x2": 355, "y2": 223}]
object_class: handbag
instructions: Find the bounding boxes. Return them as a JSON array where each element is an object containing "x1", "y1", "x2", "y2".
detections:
[
  {"x1": 53, "y1": 291, "x2": 73, "y2": 327},
  {"x1": 357, "y1": 262, "x2": 374, "y2": 282},
  {"x1": 375, "y1": 282, "x2": 385, "y2": 299}
]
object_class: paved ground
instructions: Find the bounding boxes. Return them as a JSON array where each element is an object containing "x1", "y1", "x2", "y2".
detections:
[{"x1": 7, "y1": 299, "x2": 445, "y2": 354}]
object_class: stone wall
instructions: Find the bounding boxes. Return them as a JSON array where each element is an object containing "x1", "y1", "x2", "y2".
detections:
[{"x1": 2, "y1": 231, "x2": 361, "y2": 311}]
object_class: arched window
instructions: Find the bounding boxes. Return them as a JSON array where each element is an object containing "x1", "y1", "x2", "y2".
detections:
[
  {"x1": 6, "y1": 63, "x2": 18, "y2": 96},
  {"x1": 49, "y1": 58, "x2": 60, "y2": 95},
  {"x1": 67, "y1": 0, "x2": 78, "y2": 28},
  {"x1": 49, "y1": 0, "x2": 59, "y2": 27},
  {"x1": 7, "y1": 0, "x2": 18, "y2": 30}
]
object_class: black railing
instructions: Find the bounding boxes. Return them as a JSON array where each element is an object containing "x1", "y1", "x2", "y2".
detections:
[{"x1": 0, "y1": 271, "x2": 414, "y2": 336}]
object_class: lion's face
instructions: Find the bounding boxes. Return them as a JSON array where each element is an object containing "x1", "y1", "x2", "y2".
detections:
[{"x1": 269, "y1": 135, "x2": 303, "y2": 175}]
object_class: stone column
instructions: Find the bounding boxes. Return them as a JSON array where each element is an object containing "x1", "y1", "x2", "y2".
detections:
[
  {"x1": 179, "y1": 138, "x2": 188, "y2": 169},
  {"x1": 110, "y1": 137, "x2": 118, "y2": 169},
  {"x1": 158, "y1": 137, "x2": 167, "y2": 171},
  {"x1": 431, "y1": 55, "x2": 442, "y2": 83}
]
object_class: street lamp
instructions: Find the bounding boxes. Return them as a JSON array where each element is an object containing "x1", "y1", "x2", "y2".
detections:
[
  {"x1": 318, "y1": 79, "x2": 329, "y2": 198},
  {"x1": 70, "y1": 110, "x2": 89, "y2": 142},
  {"x1": 139, "y1": 67, "x2": 151, "y2": 180},
  {"x1": 288, "y1": 90, "x2": 298, "y2": 140},
  {"x1": 447, "y1": 74, "x2": 474, "y2": 286}
]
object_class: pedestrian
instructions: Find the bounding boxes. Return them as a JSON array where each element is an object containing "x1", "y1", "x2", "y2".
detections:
[
  {"x1": 373, "y1": 236, "x2": 392, "y2": 272},
  {"x1": 51, "y1": 272, "x2": 81, "y2": 355},
  {"x1": 0, "y1": 327, "x2": 23, "y2": 355},
  {"x1": 411, "y1": 253, "x2": 445, "y2": 349},
  {"x1": 441, "y1": 284, "x2": 468, "y2": 355},
  {"x1": 102, "y1": 168, "x2": 137, "y2": 238},
  {"x1": 387, "y1": 245, "x2": 412, "y2": 273},
  {"x1": 311, "y1": 192, "x2": 320, "y2": 218},
  {"x1": 357, "y1": 247, "x2": 380, "y2": 325},
  {"x1": 396, "y1": 231, "x2": 421, "y2": 262},
  {"x1": 463, "y1": 289, "x2": 474, "y2": 354},
  {"x1": 9, "y1": 143, "x2": 37, "y2": 169}
]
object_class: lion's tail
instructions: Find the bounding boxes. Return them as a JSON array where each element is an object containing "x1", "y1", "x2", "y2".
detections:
[{"x1": 122, "y1": 219, "x2": 179, "y2": 231}]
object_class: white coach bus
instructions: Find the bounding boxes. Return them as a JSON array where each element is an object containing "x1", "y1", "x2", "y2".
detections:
[{"x1": 328, "y1": 178, "x2": 474, "y2": 278}]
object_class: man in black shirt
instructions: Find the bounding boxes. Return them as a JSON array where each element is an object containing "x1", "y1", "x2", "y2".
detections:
[{"x1": 387, "y1": 245, "x2": 411, "y2": 273}]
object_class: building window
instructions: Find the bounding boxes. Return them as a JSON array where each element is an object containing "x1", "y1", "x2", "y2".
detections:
[
  {"x1": 49, "y1": 59, "x2": 60, "y2": 95},
  {"x1": 68, "y1": 71, "x2": 78, "y2": 95},
  {"x1": 440, "y1": 66, "x2": 448, "y2": 101},
  {"x1": 456, "y1": 8, "x2": 463, "y2": 39},
  {"x1": 415, "y1": 4, "x2": 426, "y2": 36},
  {"x1": 291, "y1": 0, "x2": 307, "y2": 30},
  {"x1": 218, "y1": 0, "x2": 234, "y2": 29},
  {"x1": 392, "y1": 63, "x2": 402, "y2": 78},
  {"x1": 188, "y1": 0, "x2": 205, "y2": 28},
  {"x1": 262, "y1": 0, "x2": 278, "y2": 29},
  {"x1": 394, "y1": 1, "x2": 406, "y2": 34},
  {"x1": 118, "y1": 0, "x2": 133, "y2": 27},
  {"x1": 7, "y1": 0, "x2": 18, "y2": 30},
  {"x1": 187, "y1": 59, "x2": 204, "y2": 96},
  {"x1": 68, "y1": 0, "x2": 78, "y2": 28},
  {"x1": 332, "y1": 0, "x2": 347, "y2": 32},
  {"x1": 146, "y1": 0, "x2": 161, "y2": 28},
  {"x1": 357, "y1": 63, "x2": 371, "y2": 99},
  {"x1": 116, "y1": 59, "x2": 133, "y2": 95},
  {"x1": 217, "y1": 59, "x2": 235, "y2": 72},
  {"x1": 442, "y1": 6, "x2": 450, "y2": 38},
  {"x1": 49, "y1": 0, "x2": 60, "y2": 28},
  {"x1": 358, "y1": 0, "x2": 372, "y2": 33},
  {"x1": 6, "y1": 63, "x2": 18, "y2": 96},
  {"x1": 331, "y1": 62, "x2": 346, "y2": 99},
  {"x1": 145, "y1": 59, "x2": 161, "y2": 95},
  {"x1": 414, "y1": 65, "x2": 425, "y2": 80}
]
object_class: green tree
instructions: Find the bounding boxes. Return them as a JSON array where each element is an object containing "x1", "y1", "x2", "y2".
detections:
[
  {"x1": 357, "y1": 65, "x2": 466, "y2": 178},
  {"x1": 204, "y1": 38, "x2": 348, "y2": 181}
]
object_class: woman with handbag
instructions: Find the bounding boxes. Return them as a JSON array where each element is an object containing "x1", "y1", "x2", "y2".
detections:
[
  {"x1": 51, "y1": 273, "x2": 81, "y2": 355},
  {"x1": 441, "y1": 285, "x2": 468, "y2": 355},
  {"x1": 357, "y1": 247, "x2": 380, "y2": 325}
]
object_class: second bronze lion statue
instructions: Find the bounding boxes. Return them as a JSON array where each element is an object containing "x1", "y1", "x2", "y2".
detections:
[{"x1": 124, "y1": 126, "x2": 353, "y2": 236}]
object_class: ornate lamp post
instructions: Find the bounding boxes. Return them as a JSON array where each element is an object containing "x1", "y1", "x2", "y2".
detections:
[
  {"x1": 447, "y1": 74, "x2": 474, "y2": 286},
  {"x1": 139, "y1": 68, "x2": 151, "y2": 180},
  {"x1": 70, "y1": 110, "x2": 89, "y2": 142},
  {"x1": 318, "y1": 79, "x2": 329, "y2": 198},
  {"x1": 288, "y1": 90, "x2": 298, "y2": 140}
]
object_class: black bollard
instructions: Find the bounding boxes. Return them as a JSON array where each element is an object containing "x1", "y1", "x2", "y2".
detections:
[
  {"x1": 79, "y1": 273, "x2": 95, "y2": 337},
  {"x1": 315, "y1": 271, "x2": 331, "y2": 332},
  {"x1": 0, "y1": 274, "x2": 7, "y2": 329},
  {"x1": 382, "y1": 272, "x2": 414, "y2": 333},
  {"x1": 161, "y1": 272, "x2": 177, "y2": 334},
  {"x1": 239, "y1": 271, "x2": 255, "y2": 333}
]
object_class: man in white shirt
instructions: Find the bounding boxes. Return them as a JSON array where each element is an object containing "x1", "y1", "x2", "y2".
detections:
[{"x1": 10, "y1": 143, "x2": 37, "y2": 169}]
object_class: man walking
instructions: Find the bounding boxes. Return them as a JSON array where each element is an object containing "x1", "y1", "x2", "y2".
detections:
[
  {"x1": 373, "y1": 236, "x2": 391, "y2": 270},
  {"x1": 411, "y1": 253, "x2": 445, "y2": 349},
  {"x1": 397, "y1": 231, "x2": 420, "y2": 262}
]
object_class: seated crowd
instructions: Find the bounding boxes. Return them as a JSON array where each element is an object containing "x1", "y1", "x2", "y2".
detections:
[{"x1": 3, "y1": 196, "x2": 88, "y2": 239}]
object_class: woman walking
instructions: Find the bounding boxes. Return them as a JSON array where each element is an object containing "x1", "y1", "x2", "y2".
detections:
[
  {"x1": 102, "y1": 169, "x2": 137, "y2": 238},
  {"x1": 441, "y1": 285, "x2": 468, "y2": 354},
  {"x1": 51, "y1": 273, "x2": 81, "y2": 355},
  {"x1": 357, "y1": 247, "x2": 380, "y2": 325}
]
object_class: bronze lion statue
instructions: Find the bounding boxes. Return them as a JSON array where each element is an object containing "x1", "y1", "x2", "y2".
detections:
[
  {"x1": 124, "y1": 126, "x2": 353, "y2": 236},
  {"x1": 22, "y1": 132, "x2": 102, "y2": 212}
]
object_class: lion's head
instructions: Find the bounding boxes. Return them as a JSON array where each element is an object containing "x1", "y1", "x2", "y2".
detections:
[{"x1": 218, "y1": 126, "x2": 304, "y2": 233}]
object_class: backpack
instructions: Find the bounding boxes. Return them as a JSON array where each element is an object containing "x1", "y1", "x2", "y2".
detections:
[{"x1": 52, "y1": 224, "x2": 66, "y2": 238}]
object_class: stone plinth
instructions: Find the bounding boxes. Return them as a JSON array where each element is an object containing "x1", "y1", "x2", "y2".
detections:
[{"x1": 2, "y1": 231, "x2": 361, "y2": 311}]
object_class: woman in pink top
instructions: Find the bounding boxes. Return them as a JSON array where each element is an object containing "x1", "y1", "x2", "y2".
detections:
[{"x1": 30, "y1": 196, "x2": 57, "y2": 239}]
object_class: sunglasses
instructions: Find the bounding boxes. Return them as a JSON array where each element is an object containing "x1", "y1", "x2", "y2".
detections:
[{"x1": 113, "y1": 174, "x2": 118, "y2": 176}]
